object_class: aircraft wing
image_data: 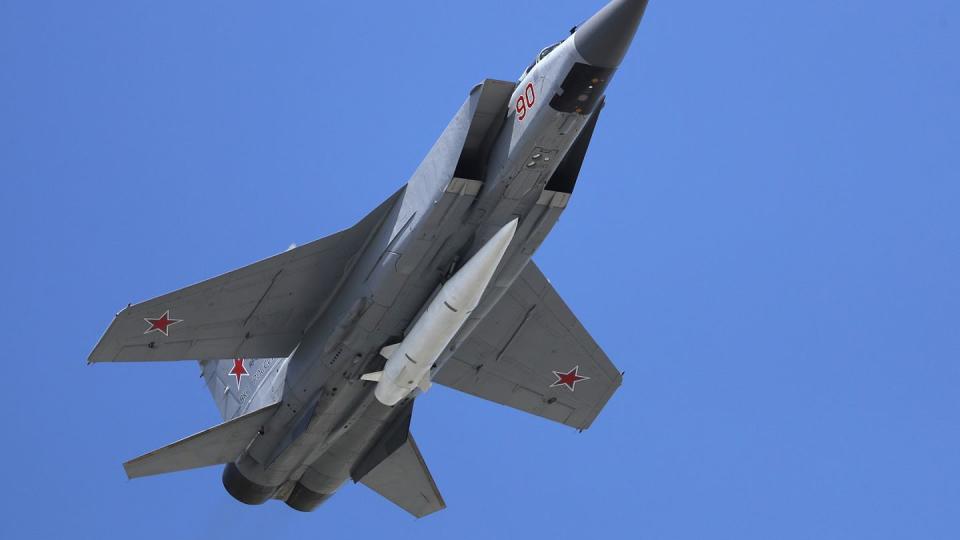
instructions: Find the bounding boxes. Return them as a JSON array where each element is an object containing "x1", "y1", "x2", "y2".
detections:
[
  {"x1": 433, "y1": 260, "x2": 622, "y2": 430},
  {"x1": 88, "y1": 189, "x2": 401, "y2": 362}
]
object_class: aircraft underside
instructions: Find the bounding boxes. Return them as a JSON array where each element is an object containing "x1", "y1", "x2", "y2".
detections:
[{"x1": 89, "y1": 0, "x2": 648, "y2": 517}]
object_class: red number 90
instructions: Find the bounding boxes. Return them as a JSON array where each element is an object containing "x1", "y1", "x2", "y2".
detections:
[{"x1": 516, "y1": 82, "x2": 536, "y2": 121}]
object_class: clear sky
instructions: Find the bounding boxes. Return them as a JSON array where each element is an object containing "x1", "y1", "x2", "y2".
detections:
[{"x1": 1, "y1": 1, "x2": 958, "y2": 538}]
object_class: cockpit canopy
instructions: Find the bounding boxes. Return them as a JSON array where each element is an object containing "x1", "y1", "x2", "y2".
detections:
[{"x1": 519, "y1": 40, "x2": 564, "y2": 80}]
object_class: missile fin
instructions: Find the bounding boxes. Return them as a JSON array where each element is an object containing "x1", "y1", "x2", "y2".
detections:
[
  {"x1": 361, "y1": 371, "x2": 383, "y2": 382},
  {"x1": 380, "y1": 343, "x2": 400, "y2": 359}
]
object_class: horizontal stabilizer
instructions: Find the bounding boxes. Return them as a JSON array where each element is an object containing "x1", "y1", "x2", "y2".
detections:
[
  {"x1": 351, "y1": 402, "x2": 444, "y2": 517},
  {"x1": 123, "y1": 402, "x2": 279, "y2": 479},
  {"x1": 357, "y1": 434, "x2": 445, "y2": 518}
]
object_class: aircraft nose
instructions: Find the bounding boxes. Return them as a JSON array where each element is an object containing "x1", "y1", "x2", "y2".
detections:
[{"x1": 573, "y1": 0, "x2": 649, "y2": 68}]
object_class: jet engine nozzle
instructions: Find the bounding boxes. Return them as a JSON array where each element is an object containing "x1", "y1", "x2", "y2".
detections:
[
  {"x1": 222, "y1": 462, "x2": 276, "y2": 505},
  {"x1": 285, "y1": 483, "x2": 334, "y2": 512}
]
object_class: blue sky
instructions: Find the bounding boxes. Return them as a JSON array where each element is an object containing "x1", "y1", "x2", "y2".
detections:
[{"x1": 1, "y1": 0, "x2": 958, "y2": 538}]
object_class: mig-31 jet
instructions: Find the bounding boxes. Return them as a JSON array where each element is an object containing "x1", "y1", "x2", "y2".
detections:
[{"x1": 90, "y1": 0, "x2": 649, "y2": 517}]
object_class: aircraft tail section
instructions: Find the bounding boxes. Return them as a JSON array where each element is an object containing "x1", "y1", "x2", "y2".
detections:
[{"x1": 123, "y1": 401, "x2": 279, "y2": 479}]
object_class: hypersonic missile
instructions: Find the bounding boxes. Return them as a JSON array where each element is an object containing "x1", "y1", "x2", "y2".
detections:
[{"x1": 362, "y1": 219, "x2": 519, "y2": 405}]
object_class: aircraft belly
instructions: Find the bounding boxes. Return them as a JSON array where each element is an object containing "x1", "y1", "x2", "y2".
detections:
[
  {"x1": 235, "y1": 174, "x2": 487, "y2": 487},
  {"x1": 95, "y1": 0, "x2": 647, "y2": 514},
  {"x1": 234, "y1": 98, "x2": 587, "y2": 491},
  {"x1": 218, "y1": 28, "x2": 603, "y2": 497}
]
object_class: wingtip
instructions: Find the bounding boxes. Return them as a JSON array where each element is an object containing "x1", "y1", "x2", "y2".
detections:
[
  {"x1": 86, "y1": 344, "x2": 110, "y2": 364},
  {"x1": 122, "y1": 461, "x2": 137, "y2": 480}
]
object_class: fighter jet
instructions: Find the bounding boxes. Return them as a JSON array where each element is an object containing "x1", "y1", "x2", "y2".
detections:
[{"x1": 90, "y1": 0, "x2": 648, "y2": 517}]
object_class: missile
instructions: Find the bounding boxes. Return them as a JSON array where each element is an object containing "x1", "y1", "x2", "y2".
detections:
[{"x1": 362, "y1": 218, "x2": 519, "y2": 406}]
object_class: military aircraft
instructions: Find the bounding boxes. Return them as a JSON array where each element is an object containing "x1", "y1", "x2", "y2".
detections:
[{"x1": 90, "y1": 0, "x2": 648, "y2": 517}]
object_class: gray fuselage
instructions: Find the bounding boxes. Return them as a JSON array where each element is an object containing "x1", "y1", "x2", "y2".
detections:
[{"x1": 225, "y1": 33, "x2": 616, "y2": 508}]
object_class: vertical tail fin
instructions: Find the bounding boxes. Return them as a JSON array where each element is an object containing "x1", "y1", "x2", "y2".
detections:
[{"x1": 200, "y1": 357, "x2": 288, "y2": 421}]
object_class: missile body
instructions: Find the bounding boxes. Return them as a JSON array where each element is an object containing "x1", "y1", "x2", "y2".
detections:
[{"x1": 363, "y1": 219, "x2": 519, "y2": 406}]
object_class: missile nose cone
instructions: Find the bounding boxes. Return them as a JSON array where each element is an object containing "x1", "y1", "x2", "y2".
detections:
[
  {"x1": 471, "y1": 218, "x2": 518, "y2": 271},
  {"x1": 573, "y1": 0, "x2": 649, "y2": 68},
  {"x1": 491, "y1": 218, "x2": 519, "y2": 252},
  {"x1": 503, "y1": 217, "x2": 519, "y2": 236}
]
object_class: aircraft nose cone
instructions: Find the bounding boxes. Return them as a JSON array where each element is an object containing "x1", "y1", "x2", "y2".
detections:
[{"x1": 573, "y1": 0, "x2": 649, "y2": 68}]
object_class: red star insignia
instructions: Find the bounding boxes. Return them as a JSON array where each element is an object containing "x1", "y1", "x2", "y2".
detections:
[
  {"x1": 551, "y1": 365, "x2": 590, "y2": 391},
  {"x1": 229, "y1": 358, "x2": 248, "y2": 389},
  {"x1": 143, "y1": 310, "x2": 182, "y2": 336}
]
